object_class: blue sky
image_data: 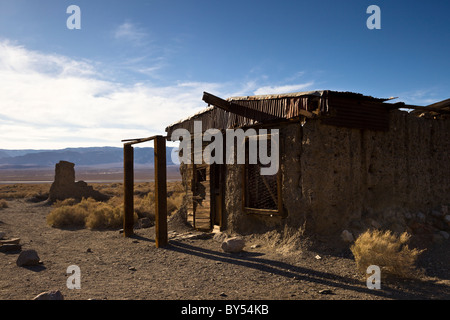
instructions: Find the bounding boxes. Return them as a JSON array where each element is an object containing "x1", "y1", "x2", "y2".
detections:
[{"x1": 0, "y1": 0, "x2": 449, "y2": 149}]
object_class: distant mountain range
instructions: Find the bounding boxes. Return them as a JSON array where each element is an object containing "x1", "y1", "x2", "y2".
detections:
[{"x1": 0, "y1": 147, "x2": 177, "y2": 169}]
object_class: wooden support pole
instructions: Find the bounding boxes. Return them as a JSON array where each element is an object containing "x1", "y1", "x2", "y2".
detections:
[
  {"x1": 154, "y1": 135, "x2": 168, "y2": 248},
  {"x1": 123, "y1": 144, "x2": 134, "y2": 237}
]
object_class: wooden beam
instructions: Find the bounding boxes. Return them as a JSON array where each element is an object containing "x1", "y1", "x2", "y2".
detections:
[
  {"x1": 202, "y1": 91, "x2": 281, "y2": 122},
  {"x1": 123, "y1": 144, "x2": 134, "y2": 237},
  {"x1": 154, "y1": 135, "x2": 168, "y2": 248}
]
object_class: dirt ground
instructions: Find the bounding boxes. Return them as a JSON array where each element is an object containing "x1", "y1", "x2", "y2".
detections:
[{"x1": 1, "y1": 198, "x2": 450, "y2": 302}]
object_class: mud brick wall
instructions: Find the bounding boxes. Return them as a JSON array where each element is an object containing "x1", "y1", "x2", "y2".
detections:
[{"x1": 224, "y1": 110, "x2": 450, "y2": 237}]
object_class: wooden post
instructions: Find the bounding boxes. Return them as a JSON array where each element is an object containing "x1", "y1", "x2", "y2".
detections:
[
  {"x1": 123, "y1": 144, "x2": 134, "y2": 237},
  {"x1": 154, "y1": 135, "x2": 168, "y2": 247}
]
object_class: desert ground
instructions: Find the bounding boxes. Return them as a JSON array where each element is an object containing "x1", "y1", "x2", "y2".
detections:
[{"x1": 0, "y1": 182, "x2": 449, "y2": 304}]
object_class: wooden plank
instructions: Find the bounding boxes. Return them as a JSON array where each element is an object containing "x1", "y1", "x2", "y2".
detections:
[
  {"x1": 123, "y1": 145, "x2": 134, "y2": 237},
  {"x1": 154, "y1": 135, "x2": 168, "y2": 248},
  {"x1": 203, "y1": 91, "x2": 281, "y2": 122}
]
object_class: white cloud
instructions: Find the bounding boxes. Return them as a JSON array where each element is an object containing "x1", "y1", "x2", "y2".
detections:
[
  {"x1": 114, "y1": 22, "x2": 149, "y2": 45},
  {"x1": 0, "y1": 41, "x2": 321, "y2": 150},
  {"x1": 0, "y1": 41, "x2": 218, "y2": 149}
]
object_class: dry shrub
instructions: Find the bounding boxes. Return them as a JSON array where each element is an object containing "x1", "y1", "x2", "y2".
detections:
[
  {"x1": 46, "y1": 181, "x2": 184, "y2": 230},
  {"x1": 47, "y1": 197, "x2": 132, "y2": 230},
  {"x1": 350, "y1": 229, "x2": 424, "y2": 279},
  {"x1": 0, "y1": 199, "x2": 8, "y2": 209},
  {"x1": 258, "y1": 224, "x2": 307, "y2": 254},
  {"x1": 0, "y1": 184, "x2": 50, "y2": 199}
]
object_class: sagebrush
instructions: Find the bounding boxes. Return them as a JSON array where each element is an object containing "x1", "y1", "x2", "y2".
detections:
[
  {"x1": 46, "y1": 197, "x2": 128, "y2": 229},
  {"x1": 350, "y1": 229, "x2": 424, "y2": 279}
]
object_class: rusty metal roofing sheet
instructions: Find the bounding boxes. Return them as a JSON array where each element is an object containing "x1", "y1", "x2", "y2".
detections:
[{"x1": 165, "y1": 90, "x2": 394, "y2": 135}]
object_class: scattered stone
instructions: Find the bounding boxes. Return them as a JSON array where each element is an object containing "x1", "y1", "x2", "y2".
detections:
[
  {"x1": 219, "y1": 292, "x2": 227, "y2": 297},
  {"x1": 221, "y1": 237, "x2": 245, "y2": 253},
  {"x1": 431, "y1": 210, "x2": 443, "y2": 218},
  {"x1": 416, "y1": 212, "x2": 426, "y2": 222},
  {"x1": 138, "y1": 217, "x2": 152, "y2": 229},
  {"x1": 444, "y1": 215, "x2": 450, "y2": 225},
  {"x1": 0, "y1": 238, "x2": 20, "y2": 245},
  {"x1": 439, "y1": 231, "x2": 449, "y2": 240},
  {"x1": 370, "y1": 219, "x2": 382, "y2": 229},
  {"x1": 404, "y1": 212, "x2": 413, "y2": 220},
  {"x1": 0, "y1": 244, "x2": 22, "y2": 253},
  {"x1": 318, "y1": 289, "x2": 333, "y2": 295},
  {"x1": 32, "y1": 290, "x2": 64, "y2": 300},
  {"x1": 16, "y1": 249, "x2": 40, "y2": 267},
  {"x1": 86, "y1": 248, "x2": 92, "y2": 253},
  {"x1": 315, "y1": 255, "x2": 322, "y2": 260},
  {"x1": 128, "y1": 266, "x2": 136, "y2": 271},
  {"x1": 213, "y1": 232, "x2": 228, "y2": 243},
  {"x1": 250, "y1": 244, "x2": 261, "y2": 249},
  {"x1": 340, "y1": 230, "x2": 354, "y2": 243},
  {"x1": 0, "y1": 231, "x2": 5, "y2": 239}
]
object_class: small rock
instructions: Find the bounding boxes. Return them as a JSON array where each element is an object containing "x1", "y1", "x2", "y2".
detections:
[
  {"x1": 0, "y1": 231, "x2": 6, "y2": 239},
  {"x1": 213, "y1": 232, "x2": 228, "y2": 243},
  {"x1": 439, "y1": 231, "x2": 449, "y2": 240},
  {"x1": 444, "y1": 215, "x2": 450, "y2": 224},
  {"x1": 0, "y1": 244, "x2": 22, "y2": 253},
  {"x1": 86, "y1": 248, "x2": 92, "y2": 253},
  {"x1": 315, "y1": 255, "x2": 322, "y2": 260},
  {"x1": 318, "y1": 289, "x2": 333, "y2": 295},
  {"x1": 128, "y1": 266, "x2": 136, "y2": 271},
  {"x1": 416, "y1": 212, "x2": 426, "y2": 222},
  {"x1": 16, "y1": 249, "x2": 40, "y2": 267},
  {"x1": 219, "y1": 292, "x2": 227, "y2": 297},
  {"x1": 250, "y1": 244, "x2": 261, "y2": 249},
  {"x1": 370, "y1": 219, "x2": 382, "y2": 229},
  {"x1": 0, "y1": 238, "x2": 20, "y2": 245},
  {"x1": 138, "y1": 217, "x2": 152, "y2": 228},
  {"x1": 431, "y1": 210, "x2": 443, "y2": 218},
  {"x1": 33, "y1": 290, "x2": 64, "y2": 300},
  {"x1": 221, "y1": 237, "x2": 245, "y2": 253},
  {"x1": 340, "y1": 230, "x2": 354, "y2": 243}
]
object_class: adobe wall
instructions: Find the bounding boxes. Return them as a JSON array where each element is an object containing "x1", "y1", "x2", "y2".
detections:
[{"x1": 224, "y1": 110, "x2": 450, "y2": 239}]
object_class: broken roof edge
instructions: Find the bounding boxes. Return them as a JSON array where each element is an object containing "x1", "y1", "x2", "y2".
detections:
[
  {"x1": 227, "y1": 89, "x2": 391, "y2": 102},
  {"x1": 164, "y1": 90, "x2": 391, "y2": 132}
]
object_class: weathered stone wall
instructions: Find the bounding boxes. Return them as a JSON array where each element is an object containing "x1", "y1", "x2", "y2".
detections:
[
  {"x1": 48, "y1": 161, "x2": 109, "y2": 202},
  {"x1": 223, "y1": 110, "x2": 450, "y2": 238}
]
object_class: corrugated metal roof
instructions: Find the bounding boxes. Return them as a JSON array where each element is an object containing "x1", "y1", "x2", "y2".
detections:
[{"x1": 165, "y1": 90, "x2": 394, "y2": 135}]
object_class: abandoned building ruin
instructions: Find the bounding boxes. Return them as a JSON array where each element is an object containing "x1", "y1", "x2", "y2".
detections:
[
  {"x1": 48, "y1": 160, "x2": 109, "y2": 202},
  {"x1": 163, "y1": 90, "x2": 450, "y2": 242}
]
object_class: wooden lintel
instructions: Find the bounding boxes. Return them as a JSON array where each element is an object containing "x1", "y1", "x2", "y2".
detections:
[{"x1": 202, "y1": 91, "x2": 281, "y2": 122}]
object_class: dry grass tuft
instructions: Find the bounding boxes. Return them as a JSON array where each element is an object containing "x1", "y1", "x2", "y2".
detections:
[
  {"x1": 350, "y1": 229, "x2": 425, "y2": 279},
  {"x1": 0, "y1": 199, "x2": 8, "y2": 209},
  {"x1": 46, "y1": 181, "x2": 184, "y2": 230},
  {"x1": 46, "y1": 197, "x2": 130, "y2": 230}
]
